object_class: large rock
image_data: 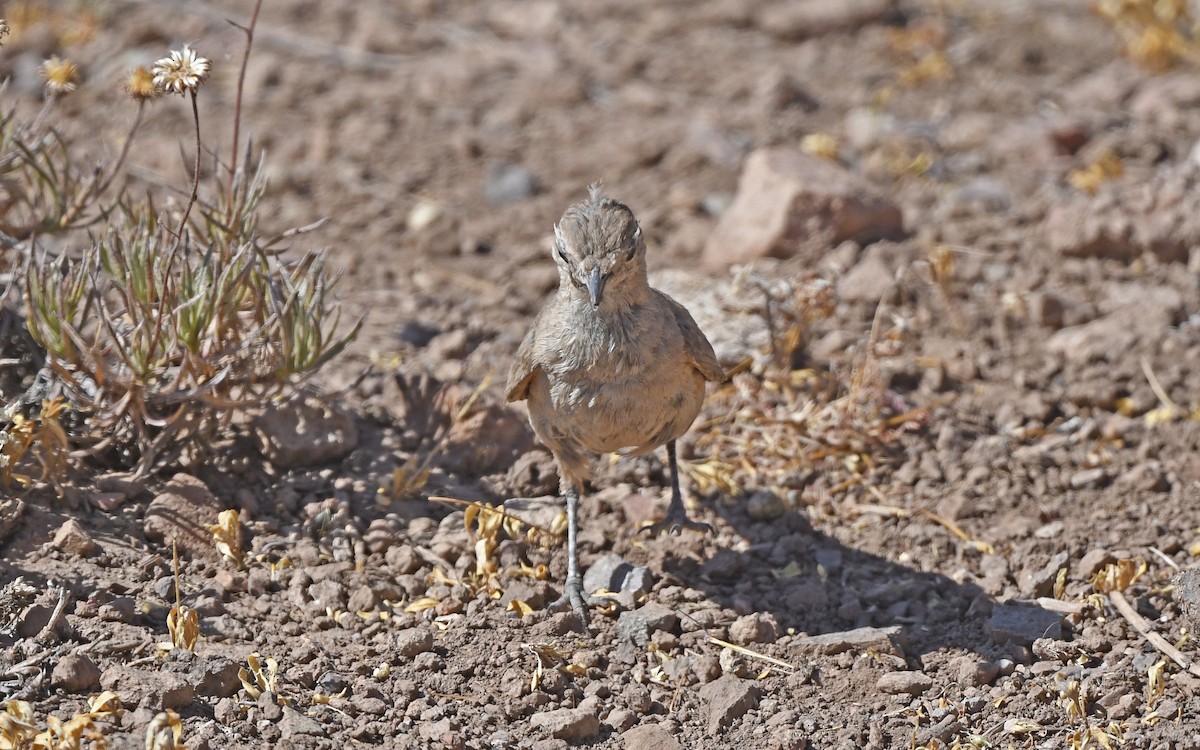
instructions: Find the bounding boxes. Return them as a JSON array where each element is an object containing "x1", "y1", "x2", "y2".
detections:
[
  {"x1": 529, "y1": 707, "x2": 600, "y2": 741},
  {"x1": 1045, "y1": 291, "x2": 1177, "y2": 364},
  {"x1": 143, "y1": 474, "x2": 223, "y2": 560},
  {"x1": 650, "y1": 269, "x2": 768, "y2": 367},
  {"x1": 756, "y1": 0, "x2": 894, "y2": 40},
  {"x1": 703, "y1": 148, "x2": 904, "y2": 267},
  {"x1": 1043, "y1": 163, "x2": 1200, "y2": 264},
  {"x1": 798, "y1": 625, "x2": 907, "y2": 657},
  {"x1": 253, "y1": 398, "x2": 358, "y2": 469},
  {"x1": 699, "y1": 675, "x2": 759, "y2": 733},
  {"x1": 623, "y1": 725, "x2": 683, "y2": 750},
  {"x1": 987, "y1": 602, "x2": 1063, "y2": 645}
]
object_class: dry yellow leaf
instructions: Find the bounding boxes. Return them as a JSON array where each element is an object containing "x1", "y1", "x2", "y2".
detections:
[
  {"x1": 210, "y1": 509, "x2": 243, "y2": 568},
  {"x1": 405, "y1": 596, "x2": 439, "y2": 613},
  {"x1": 144, "y1": 710, "x2": 182, "y2": 750},
  {"x1": 507, "y1": 599, "x2": 534, "y2": 617},
  {"x1": 166, "y1": 604, "x2": 199, "y2": 652}
]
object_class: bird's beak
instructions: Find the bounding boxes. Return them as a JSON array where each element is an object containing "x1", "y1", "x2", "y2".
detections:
[{"x1": 587, "y1": 266, "x2": 605, "y2": 307}]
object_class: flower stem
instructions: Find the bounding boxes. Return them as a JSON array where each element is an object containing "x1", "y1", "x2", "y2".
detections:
[{"x1": 176, "y1": 90, "x2": 202, "y2": 240}]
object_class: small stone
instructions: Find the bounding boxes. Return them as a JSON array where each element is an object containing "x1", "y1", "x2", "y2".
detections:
[
  {"x1": 950, "y1": 656, "x2": 999, "y2": 687},
  {"x1": 1033, "y1": 521, "x2": 1064, "y2": 539},
  {"x1": 1069, "y1": 467, "x2": 1108, "y2": 490},
  {"x1": 258, "y1": 691, "x2": 284, "y2": 722},
  {"x1": 813, "y1": 548, "x2": 842, "y2": 572},
  {"x1": 347, "y1": 585, "x2": 377, "y2": 612},
  {"x1": 279, "y1": 706, "x2": 324, "y2": 738},
  {"x1": 51, "y1": 654, "x2": 101, "y2": 693},
  {"x1": 394, "y1": 628, "x2": 433, "y2": 657},
  {"x1": 745, "y1": 491, "x2": 785, "y2": 521},
  {"x1": 307, "y1": 579, "x2": 346, "y2": 610},
  {"x1": 987, "y1": 602, "x2": 1063, "y2": 645},
  {"x1": 529, "y1": 707, "x2": 599, "y2": 741},
  {"x1": 582, "y1": 553, "x2": 654, "y2": 608},
  {"x1": 499, "y1": 580, "x2": 551, "y2": 610},
  {"x1": 622, "y1": 725, "x2": 683, "y2": 750},
  {"x1": 1176, "y1": 569, "x2": 1200, "y2": 633},
  {"x1": 1077, "y1": 549, "x2": 1116, "y2": 580},
  {"x1": 1045, "y1": 303, "x2": 1173, "y2": 366},
  {"x1": 193, "y1": 655, "x2": 242, "y2": 698},
  {"x1": 88, "y1": 492, "x2": 127, "y2": 512},
  {"x1": 98, "y1": 597, "x2": 136, "y2": 623},
  {"x1": 484, "y1": 163, "x2": 538, "y2": 205},
  {"x1": 1019, "y1": 551, "x2": 1068, "y2": 598},
  {"x1": 253, "y1": 399, "x2": 358, "y2": 470},
  {"x1": 385, "y1": 545, "x2": 424, "y2": 575},
  {"x1": 729, "y1": 612, "x2": 780, "y2": 645},
  {"x1": 798, "y1": 625, "x2": 907, "y2": 657},
  {"x1": 617, "y1": 602, "x2": 679, "y2": 647},
  {"x1": 96, "y1": 472, "x2": 146, "y2": 497},
  {"x1": 607, "y1": 708, "x2": 637, "y2": 732},
  {"x1": 51, "y1": 519, "x2": 96, "y2": 557},
  {"x1": 699, "y1": 675, "x2": 759, "y2": 733},
  {"x1": 877, "y1": 670, "x2": 933, "y2": 695}
]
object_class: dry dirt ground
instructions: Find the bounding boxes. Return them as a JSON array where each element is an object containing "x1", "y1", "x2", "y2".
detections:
[{"x1": 5, "y1": 0, "x2": 1200, "y2": 748}]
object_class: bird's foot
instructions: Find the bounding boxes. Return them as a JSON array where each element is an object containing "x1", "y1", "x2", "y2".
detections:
[
  {"x1": 639, "y1": 508, "x2": 714, "y2": 537},
  {"x1": 547, "y1": 575, "x2": 596, "y2": 625}
]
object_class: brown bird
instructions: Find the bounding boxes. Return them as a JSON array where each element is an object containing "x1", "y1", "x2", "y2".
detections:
[{"x1": 506, "y1": 186, "x2": 724, "y2": 621}]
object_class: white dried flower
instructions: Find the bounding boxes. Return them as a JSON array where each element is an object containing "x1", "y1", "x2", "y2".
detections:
[
  {"x1": 152, "y1": 45, "x2": 211, "y2": 95},
  {"x1": 40, "y1": 56, "x2": 79, "y2": 95}
]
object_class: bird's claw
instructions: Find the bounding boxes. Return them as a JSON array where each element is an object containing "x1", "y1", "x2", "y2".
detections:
[
  {"x1": 639, "y1": 513, "x2": 714, "y2": 537},
  {"x1": 548, "y1": 576, "x2": 593, "y2": 625}
]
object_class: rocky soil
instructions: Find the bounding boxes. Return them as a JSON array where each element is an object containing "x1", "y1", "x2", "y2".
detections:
[{"x1": 4, "y1": 0, "x2": 1200, "y2": 748}]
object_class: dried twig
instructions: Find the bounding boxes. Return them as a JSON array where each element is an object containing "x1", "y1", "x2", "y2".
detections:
[
  {"x1": 1108, "y1": 589, "x2": 1200, "y2": 678},
  {"x1": 706, "y1": 635, "x2": 796, "y2": 673}
]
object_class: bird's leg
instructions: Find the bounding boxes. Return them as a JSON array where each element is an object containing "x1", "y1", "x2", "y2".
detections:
[
  {"x1": 640, "y1": 440, "x2": 715, "y2": 537},
  {"x1": 548, "y1": 486, "x2": 591, "y2": 623}
]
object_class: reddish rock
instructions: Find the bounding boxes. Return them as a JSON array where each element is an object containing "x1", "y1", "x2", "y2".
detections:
[
  {"x1": 623, "y1": 725, "x2": 683, "y2": 750},
  {"x1": 703, "y1": 148, "x2": 903, "y2": 267},
  {"x1": 51, "y1": 519, "x2": 97, "y2": 557},
  {"x1": 143, "y1": 474, "x2": 223, "y2": 560},
  {"x1": 699, "y1": 675, "x2": 759, "y2": 733}
]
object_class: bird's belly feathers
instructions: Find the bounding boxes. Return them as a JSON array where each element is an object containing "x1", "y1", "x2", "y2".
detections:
[{"x1": 530, "y1": 360, "x2": 706, "y2": 455}]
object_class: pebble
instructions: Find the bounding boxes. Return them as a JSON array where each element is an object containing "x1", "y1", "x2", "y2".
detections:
[
  {"x1": 877, "y1": 671, "x2": 933, "y2": 695},
  {"x1": 582, "y1": 553, "x2": 654, "y2": 608},
  {"x1": 51, "y1": 654, "x2": 101, "y2": 693},
  {"x1": 729, "y1": 612, "x2": 780, "y2": 645},
  {"x1": 746, "y1": 490, "x2": 786, "y2": 521},
  {"x1": 483, "y1": 163, "x2": 538, "y2": 205},
  {"x1": 617, "y1": 602, "x2": 679, "y2": 647},
  {"x1": 51, "y1": 519, "x2": 97, "y2": 557},
  {"x1": 394, "y1": 628, "x2": 434, "y2": 657}
]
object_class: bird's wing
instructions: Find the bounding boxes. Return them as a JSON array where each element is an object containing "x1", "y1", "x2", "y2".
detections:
[
  {"x1": 659, "y1": 291, "x2": 726, "y2": 383},
  {"x1": 506, "y1": 319, "x2": 543, "y2": 402}
]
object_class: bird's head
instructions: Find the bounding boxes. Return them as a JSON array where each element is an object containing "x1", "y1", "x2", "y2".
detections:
[{"x1": 551, "y1": 185, "x2": 647, "y2": 309}]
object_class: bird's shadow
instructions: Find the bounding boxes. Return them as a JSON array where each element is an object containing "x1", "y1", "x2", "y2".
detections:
[{"x1": 609, "y1": 492, "x2": 1063, "y2": 669}]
